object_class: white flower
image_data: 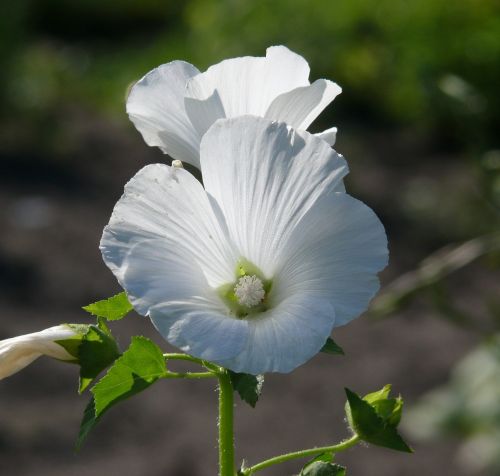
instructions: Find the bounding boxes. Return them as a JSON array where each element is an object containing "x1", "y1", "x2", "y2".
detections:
[
  {"x1": 126, "y1": 45, "x2": 341, "y2": 169},
  {"x1": 101, "y1": 116, "x2": 387, "y2": 374},
  {"x1": 0, "y1": 325, "x2": 80, "y2": 380}
]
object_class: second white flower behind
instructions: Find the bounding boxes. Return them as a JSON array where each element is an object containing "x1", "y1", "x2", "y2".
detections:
[
  {"x1": 101, "y1": 116, "x2": 388, "y2": 374},
  {"x1": 126, "y1": 46, "x2": 341, "y2": 169}
]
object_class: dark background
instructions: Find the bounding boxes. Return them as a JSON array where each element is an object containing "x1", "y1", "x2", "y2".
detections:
[{"x1": 1, "y1": 1, "x2": 499, "y2": 475}]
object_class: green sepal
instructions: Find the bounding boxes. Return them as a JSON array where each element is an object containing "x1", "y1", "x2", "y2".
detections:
[
  {"x1": 320, "y1": 337, "x2": 345, "y2": 356},
  {"x1": 55, "y1": 324, "x2": 91, "y2": 361},
  {"x1": 82, "y1": 292, "x2": 133, "y2": 321},
  {"x1": 96, "y1": 316, "x2": 112, "y2": 335},
  {"x1": 363, "y1": 384, "x2": 392, "y2": 404},
  {"x1": 78, "y1": 325, "x2": 121, "y2": 393},
  {"x1": 359, "y1": 384, "x2": 403, "y2": 426},
  {"x1": 229, "y1": 371, "x2": 264, "y2": 408},
  {"x1": 237, "y1": 459, "x2": 249, "y2": 476},
  {"x1": 55, "y1": 324, "x2": 120, "y2": 390},
  {"x1": 76, "y1": 336, "x2": 167, "y2": 448},
  {"x1": 345, "y1": 388, "x2": 412, "y2": 453}
]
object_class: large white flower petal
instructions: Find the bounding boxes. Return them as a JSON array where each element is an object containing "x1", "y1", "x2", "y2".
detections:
[
  {"x1": 315, "y1": 126, "x2": 338, "y2": 146},
  {"x1": 120, "y1": 238, "x2": 212, "y2": 315},
  {"x1": 265, "y1": 79, "x2": 341, "y2": 130},
  {"x1": 184, "y1": 89, "x2": 226, "y2": 138},
  {"x1": 201, "y1": 116, "x2": 348, "y2": 277},
  {"x1": 184, "y1": 45, "x2": 310, "y2": 118},
  {"x1": 274, "y1": 192, "x2": 388, "y2": 327},
  {"x1": 116, "y1": 238, "x2": 249, "y2": 362},
  {"x1": 218, "y1": 295, "x2": 334, "y2": 374},
  {"x1": 100, "y1": 163, "x2": 236, "y2": 289},
  {"x1": 0, "y1": 326, "x2": 76, "y2": 380},
  {"x1": 150, "y1": 303, "x2": 248, "y2": 362},
  {"x1": 126, "y1": 61, "x2": 201, "y2": 166}
]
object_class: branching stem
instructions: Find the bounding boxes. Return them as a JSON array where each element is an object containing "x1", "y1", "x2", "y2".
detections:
[{"x1": 241, "y1": 435, "x2": 360, "y2": 475}]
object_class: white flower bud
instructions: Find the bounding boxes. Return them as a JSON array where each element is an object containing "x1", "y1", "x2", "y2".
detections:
[{"x1": 0, "y1": 325, "x2": 83, "y2": 380}]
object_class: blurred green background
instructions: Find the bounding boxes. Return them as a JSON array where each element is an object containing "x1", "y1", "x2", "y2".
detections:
[{"x1": 1, "y1": 1, "x2": 499, "y2": 475}]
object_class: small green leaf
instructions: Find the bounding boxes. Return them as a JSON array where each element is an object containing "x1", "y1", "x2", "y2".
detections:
[
  {"x1": 300, "y1": 461, "x2": 346, "y2": 476},
  {"x1": 76, "y1": 337, "x2": 166, "y2": 448},
  {"x1": 83, "y1": 292, "x2": 133, "y2": 321},
  {"x1": 78, "y1": 325, "x2": 121, "y2": 393},
  {"x1": 229, "y1": 371, "x2": 264, "y2": 408},
  {"x1": 92, "y1": 336, "x2": 166, "y2": 418},
  {"x1": 320, "y1": 338, "x2": 344, "y2": 355},
  {"x1": 300, "y1": 452, "x2": 334, "y2": 473},
  {"x1": 308, "y1": 452, "x2": 334, "y2": 464},
  {"x1": 345, "y1": 388, "x2": 412, "y2": 453}
]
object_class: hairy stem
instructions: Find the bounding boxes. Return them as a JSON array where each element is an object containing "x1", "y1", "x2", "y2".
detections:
[
  {"x1": 164, "y1": 352, "x2": 220, "y2": 372},
  {"x1": 162, "y1": 371, "x2": 216, "y2": 379},
  {"x1": 218, "y1": 370, "x2": 235, "y2": 476},
  {"x1": 243, "y1": 435, "x2": 360, "y2": 475}
]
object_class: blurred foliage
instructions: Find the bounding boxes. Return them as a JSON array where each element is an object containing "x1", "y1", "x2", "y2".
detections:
[
  {"x1": 404, "y1": 335, "x2": 500, "y2": 474},
  {"x1": 371, "y1": 232, "x2": 500, "y2": 332},
  {"x1": 2, "y1": 0, "x2": 500, "y2": 133},
  {"x1": 2, "y1": 0, "x2": 499, "y2": 218},
  {"x1": 185, "y1": 0, "x2": 500, "y2": 135}
]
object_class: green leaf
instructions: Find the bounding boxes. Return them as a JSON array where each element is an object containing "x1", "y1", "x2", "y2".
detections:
[
  {"x1": 300, "y1": 461, "x2": 346, "y2": 476},
  {"x1": 345, "y1": 388, "x2": 412, "y2": 453},
  {"x1": 83, "y1": 292, "x2": 133, "y2": 321},
  {"x1": 307, "y1": 452, "x2": 334, "y2": 464},
  {"x1": 76, "y1": 337, "x2": 166, "y2": 448},
  {"x1": 320, "y1": 337, "x2": 344, "y2": 355},
  {"x1": 78, "y1": 325, "x2": 121, "y2": 393},
  {"x1": 300, "y1": 452, "x2": 334, "y2": 473},
  {"x1": 229, "y1": 371, "x2": 264, "y2": 408},
  {"x1": 91, "y1": 336, "x2": 166, "y2": 418},
  {"x1": 76, "y1": 397, "x2": 98, "y2": 450}
]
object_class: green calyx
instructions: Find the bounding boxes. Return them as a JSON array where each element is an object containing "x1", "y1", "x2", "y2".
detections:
[
  {"x1": 217, "y1": 258, "x2": 273, "y2": 318},
  {"x1": 55, "y1": 324, "x2": 92, "y2": 361},
  {"x1": 344, "y1": 385, "x2": 412, "y2": 453}
]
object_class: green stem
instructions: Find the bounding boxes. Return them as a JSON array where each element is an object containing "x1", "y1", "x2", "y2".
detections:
[
  {"x1": 243, "y1": 435, "x2": 360, "y2": 475},
  {"x1": 218, "y1": 370, "x2": 235, "y2": 476},
  {"x1": 162, "y1": 371, "x2": 216, "y2": 379},
  {"x1": 164, "y1": 353, "x2": 221, "y2": 372}
]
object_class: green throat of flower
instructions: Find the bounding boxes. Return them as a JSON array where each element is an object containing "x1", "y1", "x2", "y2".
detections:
[{"x1": 217, "y1": 259, "x2": 273, "y2": 318}]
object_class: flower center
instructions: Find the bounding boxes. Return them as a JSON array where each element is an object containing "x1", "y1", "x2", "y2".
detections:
[
  {"x1": 234, "y1": 275, "x2": 265, "y2": 308},
  {"x1": 217, "y1": 258, "x2": 273, "y2": 318}
]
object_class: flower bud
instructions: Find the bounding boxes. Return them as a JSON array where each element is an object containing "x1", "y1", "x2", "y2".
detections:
[{"x1": 0, "y1": 324, "x2": 89, "y2": 380}]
